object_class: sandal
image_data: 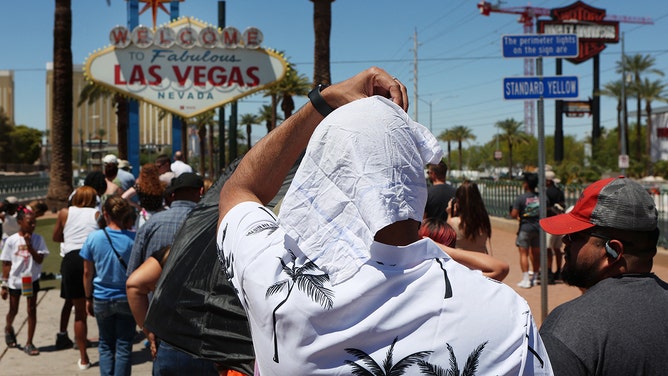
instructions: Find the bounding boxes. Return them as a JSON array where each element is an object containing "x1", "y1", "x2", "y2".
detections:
[
  {"x1": 5, "y1": 327, "x2": 17, "y2": 348},
  {"x1": 23, "y1": 343, "x2": 40, "y2": 356}
]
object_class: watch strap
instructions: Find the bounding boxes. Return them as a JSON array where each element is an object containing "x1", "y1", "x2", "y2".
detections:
[{"x1": 308, "y1": 84, "x2": 335, "y2": 117}]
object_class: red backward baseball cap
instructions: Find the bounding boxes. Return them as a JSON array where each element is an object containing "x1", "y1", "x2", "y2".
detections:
[{"x1": 540, "y1": 176, "x2": 658, "y2": 235}]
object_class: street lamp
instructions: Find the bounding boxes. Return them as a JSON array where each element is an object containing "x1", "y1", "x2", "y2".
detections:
[
  {"x1": 89, "y1": 115, "x2": 100, "y2": 171},
  {"x1": 417, "y1": 95, "x2": 456, "y2": 133},
  {"x1": 418, "y1": 97, "x2": 434, "y2": 132},
  {"x1": 78, "y1": 128, "x2": 84, "y2": 172}
]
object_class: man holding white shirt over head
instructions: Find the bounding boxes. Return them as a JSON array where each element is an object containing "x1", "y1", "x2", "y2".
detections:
[{"x1": 216, "y1": 67, "x2": 553, "y2": 375}]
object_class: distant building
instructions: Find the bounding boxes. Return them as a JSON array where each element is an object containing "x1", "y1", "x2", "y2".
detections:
[
  {"x1": 0, "y1": 70, "x2": 14, "y2": 123},
  {"x1": 651, "y1": 106, "x2": 668, "y2": 163},
  {"x1": 45, "y1": 62, "x2": 174, "y2": 168},
  {"x1": 628, "y1": 106, "x2": 668, "y2": 164}
]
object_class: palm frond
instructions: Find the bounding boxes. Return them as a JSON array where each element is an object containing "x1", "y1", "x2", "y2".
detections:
[
  {"x1": 381, "y1": 337, "x2": 397, "y2": 374},
  {"x1": 77, "y1": 81, "x2": 112, "y2": 107},
  {"x1": 296, "y1": 275, "x2": 334, "y2": 309},
  {"x1": 345, "y1": 348, "x2": 383, "y2": 375},
  {"x1": 417, "y1": 360, "x2": 448, "y2": 376},
  {"x1": 446, "y1": 343, "x2": 459, "y2": 375},
  {"x1": 461, "y1": 341, "x2": 488, "y2": 376},
  {"x1": 390, "y1": 351, "x2": 433, "y2": 375},
  {"x1": 278, "y1": 257, "x2": 296, "y2": 278},
  {"x1": 343, "y1": 360, "x2": 376, "y2": 376},
  {"x1": 294, "y1": 259, "x2": 322, "y2": 274},
  {"x1": 265, "y1": 280, "x2": 289, "y2": 298}
]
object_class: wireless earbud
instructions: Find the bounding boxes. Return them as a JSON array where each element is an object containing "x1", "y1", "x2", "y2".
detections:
[{"x1": 604, "y1": 241, "x2": 618, "y2": 258}]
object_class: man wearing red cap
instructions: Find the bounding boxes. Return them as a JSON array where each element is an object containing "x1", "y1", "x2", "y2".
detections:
[{"x1": 539, "y1": 176, "x2": 668, "y2": 375}]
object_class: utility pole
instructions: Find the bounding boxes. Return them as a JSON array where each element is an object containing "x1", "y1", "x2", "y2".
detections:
[
  {"x1": 620, "y1": 32, "x2": 629, "y2": 176},
  {"x1": 412, "y1": 28, "x2": 419, "y2": 121},
  {"x1": 218, "y1": 1, "x2": 226, "y2": 172}
]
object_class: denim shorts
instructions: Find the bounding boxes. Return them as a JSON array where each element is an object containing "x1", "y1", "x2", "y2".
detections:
[
  {"x1": 516, "y1": 230, "x2": 539, "y2": 249},
  {"x1": 92, "y1": 298, "x2": 134, "y2": 320}
]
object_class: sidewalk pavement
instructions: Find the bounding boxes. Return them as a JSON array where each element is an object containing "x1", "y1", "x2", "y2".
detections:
[
  {"x1": 0, "y1": 288, "x2": 152, "y2": 375},
  {"x1": 2, "y1": 216, "x2": 668, "y2": 374}
]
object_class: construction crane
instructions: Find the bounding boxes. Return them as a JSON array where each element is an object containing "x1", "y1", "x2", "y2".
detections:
[{"x1": 477, "y1": 0, "x2": 653, "y2": 135}]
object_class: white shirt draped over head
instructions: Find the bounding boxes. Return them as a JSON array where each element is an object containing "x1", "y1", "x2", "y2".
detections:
[{"x1": 278, "y1": 96, "x2": 443, "y2": 285}]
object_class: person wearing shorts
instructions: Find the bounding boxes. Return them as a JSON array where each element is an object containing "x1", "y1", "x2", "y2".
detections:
[
  {"x1": 60, "y1": 250, "x2": 86, "y2": 299},
  {"x1": 511, "y1": 173, "x2": 541, "y2": 288},
  {"x1": 52, "y1": 186, "x2": 99, "y2": 368},
  {"x1": 1, "y1": 209, "x2": 48, "y2": 355}
]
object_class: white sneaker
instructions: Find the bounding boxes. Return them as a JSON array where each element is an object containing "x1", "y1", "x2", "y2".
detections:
[
  {"x1": 78, "y1": 359, "x2": 91, "y2": 370},
  {"x1": 517, "y1": 278, "x2": 532, "y2": 289}
]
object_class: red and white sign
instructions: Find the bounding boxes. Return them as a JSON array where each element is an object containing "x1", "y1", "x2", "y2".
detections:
[
  {"x1": 538, "y1": 2, "x2": 619, "y2": 65},
  {"x1": 84, "y1": 17, "x2": 287, "y2": 118}
]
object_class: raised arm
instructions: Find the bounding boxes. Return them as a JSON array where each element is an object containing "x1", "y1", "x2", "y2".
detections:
[
  {"x1": 436, "y1": 243, "x2": 510, "y2": 281},
  {"x1": 218, "y1": 67, "x2": 408, "y2": 225}
]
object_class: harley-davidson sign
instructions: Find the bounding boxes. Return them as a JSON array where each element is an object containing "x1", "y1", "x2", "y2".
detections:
[
  {"x1": 538, "y1": 1, "x2": 619, "y2": 64},
  {"x1": 84, "y1": 17, "x2": 287, "y2": 118}
]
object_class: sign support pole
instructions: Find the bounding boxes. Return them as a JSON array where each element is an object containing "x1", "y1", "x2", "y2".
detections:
[
  {"x1": 555, "y1": 58, "x2": 564, "y2": 162},
  {"x1": 501, "y1": 33, "x2": 579, "y2": 322},
  {"x1": 127, "y1": 0, "x2": 140, "y2": 177},
  {"x1": 536, "y1": 57, "x2": 548, "y2": 322},
  {"x1": 170, "y1": 2, "x2": 183, "y2": 158}
]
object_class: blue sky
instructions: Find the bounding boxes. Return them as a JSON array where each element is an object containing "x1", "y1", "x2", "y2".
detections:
[{"x1": 2, "y1": 0, "x2": 667, "y2": 148}]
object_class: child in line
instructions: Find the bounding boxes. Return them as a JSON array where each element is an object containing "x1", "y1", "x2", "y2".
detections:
[{"x1": 1, "y1": 208, "x2": 49, "y2": 355}]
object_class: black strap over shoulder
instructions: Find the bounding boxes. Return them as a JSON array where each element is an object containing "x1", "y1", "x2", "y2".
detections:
[{"x1": 103, "y1": 228, "x2": 128, "y2": 270}]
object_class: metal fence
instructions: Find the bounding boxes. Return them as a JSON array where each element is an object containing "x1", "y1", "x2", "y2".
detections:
[
  {"x1": 474, "y1": 180, "x2": 586, "y2": 217},
  {"x1": 472, "y1": 179, "x2": 668, "y2": 248},
  {"x1": 0, "y1": 174, "x2": 50, "y2": 203},
  {"x1": 2, "y1": 174, "x2": 667, "y2": 246}
]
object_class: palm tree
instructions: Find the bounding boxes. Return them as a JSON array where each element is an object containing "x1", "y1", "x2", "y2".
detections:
[
  {"x1": 597, "y1": 80, "x2": 628, "y2": 154},
  {"x1": 311, "y1": 0, "x2": 334, "y2": 86},
  {"x1": 345, "y1": 336, "x2": 432, "y2": 375},
  {"x1": 47, "y1": 0, "x2": 75, "y2": 211},
  {"x1": 266, "y1": 250, "x2": 334, "y2": 363},
  {"x1": 262, "y1": 58, "x2": 306, "y2": 131},
  {"x1": 449, "y1": 125, "x2": 476, "y2": 171},
  {"x1": 90, "y1": 127, "x2": 106, "y2": 167},
  {"x1": 190, "y1": 111, "x2": 215, "y2": 176},
  {"x1": 77, "y1": 81, "x2": 129, "y2": 159},
  {"x1": 258, "y1": 105, "x2": 282, "y2": 135},
  {"x1": 495, "y1": 118, "x2": 530, "y2": 180},
  {"x1": 240, "y1": 113, "x2": 260, "y2": 150},
  {"x1": 263, "y1": 80, "x2": 281, "y2": 133},
  {"x1": 617, "y1": 54, "x2": 665, "y2": 160},
  {"x1": 636, "y1": 78, "x2": 668, "y2": 175},
  {"x1": 417, "y1": 341, "x2": 488, "y2": 376},
  {"x1": 49, "y1": 0, "x2": 111, "y2": 211},
  {"x1": 437, "y1": 129, "x2": 455, "y2": 168},
  {"x1": 208, "y1": 115, "x2": 215, "y2": 178},
  {"x1": 277, "y1": 66, "x2": 311, "y2": 119}
]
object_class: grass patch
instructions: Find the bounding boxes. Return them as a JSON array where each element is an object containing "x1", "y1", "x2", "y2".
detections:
[{"x1": 33, "y1": 217, "x2": 62, "y2": 291}]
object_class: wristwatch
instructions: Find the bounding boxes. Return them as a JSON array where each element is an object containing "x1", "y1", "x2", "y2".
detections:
[{"x1": 308, "y1": 84, "x2": 335, "y2": 117}]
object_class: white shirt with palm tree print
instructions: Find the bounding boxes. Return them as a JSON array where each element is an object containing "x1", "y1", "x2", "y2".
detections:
[{"x1": 217, "y1": 202, "x2": 554, "y2": 376}]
